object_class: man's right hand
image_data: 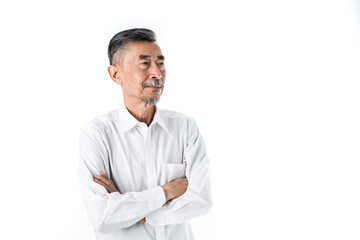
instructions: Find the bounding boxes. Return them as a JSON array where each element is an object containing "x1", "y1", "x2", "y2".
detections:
[{"x1": 161, "y1": 177, "x2": 188, "y2": 202}]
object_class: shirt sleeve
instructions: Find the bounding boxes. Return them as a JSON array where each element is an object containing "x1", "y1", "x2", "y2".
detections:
[
  {"x1": 145, "y1": 120, "x2": 212, "y2": 226},
  {"x1": 78, "y1": 125, "x2": 166, "y2": 234}
]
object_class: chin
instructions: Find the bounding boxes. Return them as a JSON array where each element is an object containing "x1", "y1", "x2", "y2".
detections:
[{"x1": 141, "y1": 96, "x2": 161, "y2": 105}]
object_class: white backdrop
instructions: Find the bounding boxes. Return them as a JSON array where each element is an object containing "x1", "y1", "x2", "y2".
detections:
[{"x1": 0, "y1": 0, "x2": 359, "y2": 239}]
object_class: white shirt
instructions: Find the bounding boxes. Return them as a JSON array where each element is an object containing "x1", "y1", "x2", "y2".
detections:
[{"x1": 78, "y1": 102, "x2": 212, "y2": 240}]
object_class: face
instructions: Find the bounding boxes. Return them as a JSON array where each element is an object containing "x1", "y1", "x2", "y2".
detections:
[{"x1": 109, "y1": 41, "x2": 166, "y2": 105}]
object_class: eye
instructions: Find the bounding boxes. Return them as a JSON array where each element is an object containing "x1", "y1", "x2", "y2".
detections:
[{"x1": 141, "y1": 62, "x2": 149, "y2": 65}]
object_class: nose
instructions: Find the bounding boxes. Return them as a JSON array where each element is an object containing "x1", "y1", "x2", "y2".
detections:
[{"x1": 149, "y1": 63, "x2": 162, "y2": 79}]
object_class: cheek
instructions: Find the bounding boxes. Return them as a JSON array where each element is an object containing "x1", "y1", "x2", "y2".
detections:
[
  {"x1": 161, "y1": 71, "x2": 166, "y2": 82},
  {"x1": 123, "y1": 68, "x2": 148, "y2": 92},
  {"x1": 126, "y1": 72, "x2": 144, "y2": 86},
  {"x1": 123, "y1": 77, "x2": 142, "y2": 93}
]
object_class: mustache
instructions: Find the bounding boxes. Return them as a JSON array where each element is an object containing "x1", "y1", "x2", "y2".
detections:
[{"x1": 143, "y1": 79, "x2": 164, "y2": 89}]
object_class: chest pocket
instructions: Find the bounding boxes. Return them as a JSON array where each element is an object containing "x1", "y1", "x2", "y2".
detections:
[{"x1": 160, "y1": 161, "x2": 187, "y2": 184}]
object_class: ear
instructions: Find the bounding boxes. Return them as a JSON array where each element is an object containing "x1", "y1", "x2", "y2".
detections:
[{"x1": 108, "y1": 65, "x2": 122, "y2": 85}]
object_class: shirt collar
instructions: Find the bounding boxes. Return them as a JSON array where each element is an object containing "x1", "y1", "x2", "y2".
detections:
[
  {"x1": 118, "y1": 102, "x2": 170, "y2": 135},
  {"x1": 152, "y1": 106, "x2": 170, "y2": 135}
]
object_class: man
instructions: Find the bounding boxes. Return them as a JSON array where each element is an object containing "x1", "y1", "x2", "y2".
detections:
[{"x1": 78, "y1": 28, "x2": 212, "y2": 240}]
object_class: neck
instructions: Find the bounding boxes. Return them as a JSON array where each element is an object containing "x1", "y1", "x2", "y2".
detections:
[{"x1": 123, "y1": 97, "x2": 156, "y2": 126}]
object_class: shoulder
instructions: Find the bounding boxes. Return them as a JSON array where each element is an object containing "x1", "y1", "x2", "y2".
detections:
[
  {"x1": 157, "y1": 107, "x2": 200, "y2": 136},
  {"x1": 80, "y1": 109, "x2": 119, "y2": 135},
  {"x1": 158, "y1": 108, "x2": 197, "y2": 124}
]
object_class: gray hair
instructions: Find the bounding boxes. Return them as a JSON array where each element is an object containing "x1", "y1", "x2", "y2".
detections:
[{"x1": 108, "y1": 28, "x2": 156, "y2": 65}]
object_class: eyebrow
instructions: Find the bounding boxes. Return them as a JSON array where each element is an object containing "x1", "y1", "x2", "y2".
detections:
[{"x1": 139, "y1": 55, "x2": 165, "y2": 60}]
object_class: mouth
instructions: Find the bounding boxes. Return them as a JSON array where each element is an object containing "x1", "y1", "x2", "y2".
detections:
[
  {"x1": 144, "y1": 85, "x2": 163, "y2": 89},
  {"x1": 143, "y1": 79, "x2": 164, "y2": 89}
]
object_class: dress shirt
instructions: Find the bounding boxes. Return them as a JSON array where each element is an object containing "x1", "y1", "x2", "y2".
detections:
[{"x1": 78, "y1": 102, "x2": 212, "y2": 240}]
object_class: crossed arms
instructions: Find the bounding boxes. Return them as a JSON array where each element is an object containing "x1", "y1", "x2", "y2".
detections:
[
  {"x1": 93, "y1": 171, "x2": 189, "y2": 223},
  {"x1": 78, "y1": 121, "x2": 212, "y2": 234}
]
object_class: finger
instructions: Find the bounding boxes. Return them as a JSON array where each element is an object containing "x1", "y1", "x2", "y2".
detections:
[
  {"x1": 94, "y1": 178, "x2": 104, "y2": 186},
  {"x1": 94, "y1": 178, "x2": 113, "y2": 193},
  {"x1": 94, "y1": 174, "x2": 120, "y2": 193},
  {"x1": 101, "y1": 171, "x2": 111, "y2": 180},
  {"x1": 94, "y1": 174, "x2": 109, "y2": 184},
  {"x1": 97, "y1": 172, "x2": 113, "y2": 185},
  {"x1": 100, "y1": 174, "x2": 117, "y2": 189},
  {"x1": 103, "y1": 184, "x2": 112, "y2": 193},
  {"x1": 104, "y1": 185, "x2": 112, "y2": 193},
  {"x1": 95, "y1": 177, "x2": 118, "y2": 193},
  {"x1": 94, "y1": 174, "x2": 112, "y2": 187},
  {"x1": 94, "y1": 178, "x2": 108, "y2": 189}
]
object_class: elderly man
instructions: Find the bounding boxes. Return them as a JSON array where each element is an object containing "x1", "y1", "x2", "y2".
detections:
[{"x1": 78, "y1": 28, "x2": 212, "y2": 240}]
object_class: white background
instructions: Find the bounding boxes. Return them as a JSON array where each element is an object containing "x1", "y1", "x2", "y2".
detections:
[{"x1": 0, "y1": 0, "x2": 359, "y2": 239}]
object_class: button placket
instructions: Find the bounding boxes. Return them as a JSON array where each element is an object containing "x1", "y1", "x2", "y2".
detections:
[
  {"x1": 145, "y1": 126, "x2": 166, "y2": 240},
  {"x1": 138, "y1": 123, "x2": 148, "y2": 139},
  {"x1": 145, "y1": 126, "x2": 157, "y2": 188}
]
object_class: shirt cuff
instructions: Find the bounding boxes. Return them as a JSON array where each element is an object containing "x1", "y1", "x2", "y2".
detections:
[
  {"x1": 147, "y1": 186, "x2": 166, "y2": 212},
  {"x1": 145, "y1": 207, "x2": 167, "y2": 226}
]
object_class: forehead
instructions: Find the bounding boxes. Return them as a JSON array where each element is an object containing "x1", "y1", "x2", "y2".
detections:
[{"x1": 125, "y1": 41, "x2": 163, "y2": 60}]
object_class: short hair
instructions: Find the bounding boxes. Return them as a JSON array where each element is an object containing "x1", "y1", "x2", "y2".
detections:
[{"x1": 108, "y1": 28, "x2": 157, "y2": 65}]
